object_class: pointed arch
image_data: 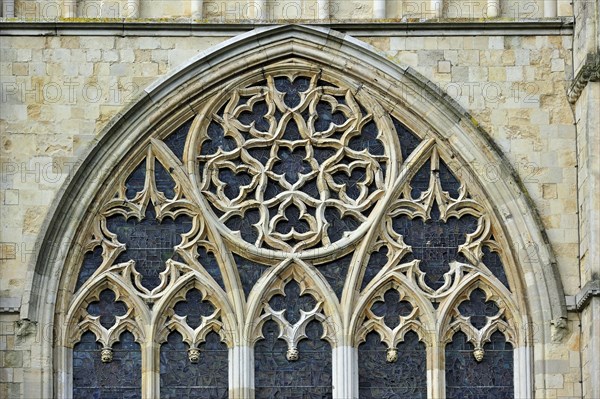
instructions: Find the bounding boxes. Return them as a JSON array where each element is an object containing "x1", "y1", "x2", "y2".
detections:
[{"x1": 22, "y1": 24, "x2": 565, "y2": 398}]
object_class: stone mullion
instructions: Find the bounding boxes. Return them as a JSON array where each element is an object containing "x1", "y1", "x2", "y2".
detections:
[
  {"x1": 332, "y1": 344, "x2": 359, "y2": 399},
  {"x1": 429, "y1": 339, "x2": 445, "y2": 399},
  {"x1": 142, "y1": 336, "x2": 160, "y2": 398},
  {"x1": 229, "y1": 345, "x2": 253, "y2": 399}
]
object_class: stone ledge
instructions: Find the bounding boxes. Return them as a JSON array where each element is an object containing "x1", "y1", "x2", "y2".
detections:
[
  {"x1": 568, "y1": 52, "x2": 600, "y2": 104},
  {"x1": 566, "y1": 280, "x2": 600, "y2": 311},
  {"x1": 0, "y1": 18, "x2": 574, "y2": 37},
  {"x1": 0, "y1": 297, "x2": 21, "y2": 313}
]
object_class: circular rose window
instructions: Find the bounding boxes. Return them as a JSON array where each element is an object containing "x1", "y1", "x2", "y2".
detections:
[{"x1": 189, "y1": 69, "x2": 398, "y2": 254}]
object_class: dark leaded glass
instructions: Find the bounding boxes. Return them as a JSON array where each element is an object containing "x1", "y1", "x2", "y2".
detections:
[
  {"x1": 73, "y1": 331, "x2": 141, "y2": 399},
  {"x1": 75, "y1": 246, "x2": 103, "y2": 292},
  {"x1": 155, "y1": 160, "x2": 176, "y2": 199},
  {"x1": 268, "y1": 280, "x2": 317, "y2": 325},
  {"x1": 482, "y1": 245, "x2": 511, "y2": 290},
  {"x1": 233, "y1": 254, "x2": 267, "y2": 298},
  {"x1": 318, "y1": 252, "x2": 352, "y2": 300},
  {"x1": 349, "y1": 120, "x2": 384, "y2": 156},
  {"x1": 197, "y1": 246, "x2": 225, "y2": 290},
  {"x1": 315, "y1": 101, "x2": 348, "y2": 132},
  {"x1": 238, "y1": 101, "x2": 270, "y2": 131},
  {"x1": 392, "y1": 117, "x2": 422, "y2": 161},
  {"x1": 359, "y1": 331, "x2": 427, "y2": 399},
  {"x1": 439, "y1": 159, "x2": 461, "y2": 199},
  {"x1": 370, "y1": 290, "x2": 414, "y2": 329},
  {"x1": 86, "y1": 289, "x2": 127, "y2": 329},
  {"x1": 163, "y1": 119, "x2": 193, "y2": 161},
  {"x1": 457, "y1": 288, "x2": 500, "y2": 329},
  {"x1": 107, "y1": 208, "x2": 193, "y2": 290},
  {"x1": 273, "y1": 147, "x2": 312, "y2": 184},
  {"x1": 392, "y1": 205, "x2": 478, "y2": 290},
  {"x1": 274, "y1": 76, "x2": 311, "y2": 108},
  {"x1": 410, "y1": 160, "x2": 431, "y2": 198},
  {"x1": 200, "y1": 121, "x2": 237, "y2": 157},
  {"x1": 255, "y1": 320, "x2": 332, "y2": 399},
  {"x1": 325, "y1": 207, "x2": 362, "y2": 243},
  {"x1": 160, "y1": 331, "x2": 228, "y2": 399},
  {"x1": 331, "y1": 164, "x2": 371, "y2": 201},
  {"x1": 125, "y1": 161, "x2": 146, "y2": 200},
  {"x1": 173, "y1": 288, "x2": 215, "y2": 329},
  {"x1": 446, "y1": 331, "x2": 513, "y2": 399},
  {"x1": 224, "y1": 209, "x2": 260, "y2": 246},
  {"x1": 361, "y1": 246, "x2": 389, "y2": 290}
]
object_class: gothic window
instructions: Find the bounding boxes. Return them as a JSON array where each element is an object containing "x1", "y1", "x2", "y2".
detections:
[{"x1": 61, "y1": 61, "x2": 523, "y2": 398}]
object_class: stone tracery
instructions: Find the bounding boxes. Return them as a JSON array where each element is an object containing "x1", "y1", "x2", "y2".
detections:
[{"x1": 64, "y1": 64, "x2": 522, "y2": 398}]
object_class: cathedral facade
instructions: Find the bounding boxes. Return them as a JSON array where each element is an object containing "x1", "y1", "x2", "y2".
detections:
[{"x1": 0, "y1": 1, "x2": 598, "y2": 398}]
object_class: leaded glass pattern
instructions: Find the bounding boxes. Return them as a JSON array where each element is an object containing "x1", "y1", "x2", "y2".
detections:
[
  {"x1": 457, "y1": 288, "x2": 501, "y2": 329},
  {"x1": 359, "y1": 331, "x2": 427, "y2": 399},
  {"x1": 75, "y1": 246, "x2": 103, "y2": 292},
  {"x1": 73, "y1": 331, "x2": 141, "y2": 399},
  {"x1": 392, "y1": 206, "x2": 479, "y2": 290},
  {"x1": 106, "y1": 209, "x2": 193, "y2": 290},
  {"x1": 160, "y1": 331, "x2": 228, "y2": 399},
  {"x1": 65, "y1": 65, "x2": 521, "y2": 399},
  {"x1": 446, "y1": 331, "x2": 514, "y2": 399},
  {"x1": 254, "y1": 320, "x2": 332, "y2": 399},
  {"x1": 86, "y1": 289, "x2": 127, "y2": 329}
]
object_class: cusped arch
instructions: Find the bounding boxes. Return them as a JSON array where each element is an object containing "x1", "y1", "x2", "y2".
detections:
[{"x1": 23, "y1": 24, "x2": 565, "y2": 398}]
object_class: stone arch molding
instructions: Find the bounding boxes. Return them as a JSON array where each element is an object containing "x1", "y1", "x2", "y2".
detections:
[{"x1": 22, "y1": 25, "x2": 565, "y2": 398}]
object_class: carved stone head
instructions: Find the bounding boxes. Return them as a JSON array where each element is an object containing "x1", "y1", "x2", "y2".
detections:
[
  {"x1": 286, "y1": 347, "x2": 299, "y2": 362},
  {"x1": 188, "y1": 348, "x2": 201, "y2": 363},
  {"x1": 101, "y1": 348, "x2": 113, "y2": 363},
  {"x1": 386, "y1": 348, "x2": 399, "y2": 363},
  {"x1": 473, "y1": 347, "x2": 485, "y2": 362}
]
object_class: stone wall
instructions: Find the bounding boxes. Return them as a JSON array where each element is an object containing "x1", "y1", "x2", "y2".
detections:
[
  {"x1": 2, "y1": 0, "x2": 574, "y2": 20},
  {"x1": 0, "y1": 8, "x2": 593, "y2": 399}
]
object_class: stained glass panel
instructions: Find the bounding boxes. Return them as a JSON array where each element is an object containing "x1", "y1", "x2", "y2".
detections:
[
  {"x1": 160, "y1": 331, "x2": 228, "y2": 399},
  {"x1": 172, "y1": 288, "x2": 215, "y2": 329},
  {"x1": 370, "y1": 289, "x2": 414, "y2": 329},
  {"x1": 86, "y1": 289, "x2": 127, "y2": 329},
  {"x1": 446, "y1": 331, "x2": 514, "y2": 399},
  {"x1": 163, "y1": 119, "x2": 193, "y2": 161},
  {"x1": 457, "y1": 288, "x2": 501, "y2": 329},
  {"x1": 318, "y1": 252, "x2": 353, "y2": 299},
  {"x1": 232, "y1": 253, "x2": 267, "y2": 298},
  {"x1": 73, "y1": 331, "x2": 141, "y2": 399},
  {"x1": 75, "y1": 246, "x2": 103, "y2": 292},
  {"x1": 361, "y1": 245, "x2": 389, "y2": 290},
  {"x1": 392, "y1": 117, "x2": 422, "y2": 161},
  {"x1": 125, "y1": 161, "x2": 146, "y2": 199},
  {"x1": 106, "y1": 208, "x2": 193, "y2": 290},
  {"x1": 392, "y1": 205, "x2": 478, "y2": 290},
  {"x1": 482, "y1": 245, "x2": 511, "y2": 290},
  {"x1": 359, "y1": 331, "x2": 427, "y2": 399},
  {"x1": 254, "y1": 320, "x2": 332, "y2": 399},
  {"x1": 155, "y1": 160, "x2": 176, "y2": 199},
  {"x1": 268, "y1": 280, "x2": 317, "y2": 325}
]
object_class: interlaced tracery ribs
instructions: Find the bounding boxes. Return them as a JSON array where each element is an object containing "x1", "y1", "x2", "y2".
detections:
[{"x1": 67, "y1": 66, "x2": 517, "y2": 398}]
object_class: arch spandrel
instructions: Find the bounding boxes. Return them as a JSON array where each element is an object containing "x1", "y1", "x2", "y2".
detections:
[{"x1": 21, "y1": 24, "x2": 565, "y2": 399}]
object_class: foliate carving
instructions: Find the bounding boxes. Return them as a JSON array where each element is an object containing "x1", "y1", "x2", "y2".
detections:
[{"x1": 194, "y1": 73, "x2": 392, "y2": 253}]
